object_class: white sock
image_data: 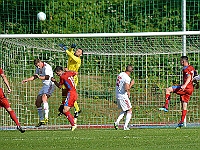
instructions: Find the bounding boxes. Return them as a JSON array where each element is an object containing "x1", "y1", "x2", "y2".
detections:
[
  {"x1": 124, "y1": 112, "x2": 132, "y2": 128},
  {"x1": 43, "y1": 102, "x2": 49, "y2": 119},
  {"x1": 37, "y1": 107, "x2": 44, "y2": 121},
  {"x1": 115, "y1": 111, "x2": 125, "y2": 125}
]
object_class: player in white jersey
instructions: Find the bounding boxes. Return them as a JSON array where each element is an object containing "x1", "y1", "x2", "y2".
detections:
[
  {"x1": 114, "y1": 65, "x2": 135, "y2": 130},
  {"x1": 22, "y1": 59, "x2": 55, "y2": 127}
]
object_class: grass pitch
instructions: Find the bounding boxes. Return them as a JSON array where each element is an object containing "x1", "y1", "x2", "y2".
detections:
[{"x1": 0, "y1": 128, "x2": 200, "y2": 150}]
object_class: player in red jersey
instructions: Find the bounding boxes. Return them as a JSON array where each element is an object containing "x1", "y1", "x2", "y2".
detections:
[
  {"x1": 159, "y1": 56, "x2": 196, "y2": 129},
  {"x1": 0, "y1": 68, "x2": 25, "y2": 133},
  {"x1": 51, "y1": 66, "x2": 78, "y2": 131}
]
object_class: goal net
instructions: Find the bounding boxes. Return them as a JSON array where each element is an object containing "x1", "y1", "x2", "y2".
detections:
[{"x1": 0, "y1": 31, "x2": 200, "y2": 130}]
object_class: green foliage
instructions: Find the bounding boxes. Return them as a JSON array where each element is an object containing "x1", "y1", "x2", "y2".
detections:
[{"x1": 0, "y1": 0, "x2": 199, "y2": 34}]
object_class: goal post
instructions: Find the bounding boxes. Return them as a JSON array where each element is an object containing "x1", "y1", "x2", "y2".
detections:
[{"x1": 0, "y1": 31, "x2": 200, "y2": 129}]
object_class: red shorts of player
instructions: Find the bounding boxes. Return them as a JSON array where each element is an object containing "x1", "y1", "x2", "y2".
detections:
[
  {"x1": 62, "y1": 91, "x2": 77, "y2": 107},
  {"x1": 0, "y1": 88, "x2": 10, "y2": 109},
  {"x1": 172, "y1": 85, "x2": 193, "y2": 103}
]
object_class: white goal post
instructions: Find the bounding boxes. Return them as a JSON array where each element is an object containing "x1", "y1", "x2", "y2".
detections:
[
  {"x1": 1, "y1": 31, "x2": 200, "y2": 38},
  {"x1": 0, "y1": 31, "x2": 200, "y2": 130}
]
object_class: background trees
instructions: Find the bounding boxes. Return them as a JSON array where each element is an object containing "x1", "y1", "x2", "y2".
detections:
[{"x1": 0, "y1": 0, "x2": 199, "y2": 34}]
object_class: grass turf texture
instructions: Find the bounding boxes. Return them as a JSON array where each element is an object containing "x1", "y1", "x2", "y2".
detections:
[{"x1": 0, "y1": 128, "x2": 200, "y2": 150}]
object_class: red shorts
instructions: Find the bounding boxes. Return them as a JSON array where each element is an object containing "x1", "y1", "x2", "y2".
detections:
[
  {"x1": 172, "y1": 85, "x2": 193, "y2": 103},
  {"x1": 62, "y1": 91, "x2": 77, "y2": 107},
  {"x1": 0, "y1": 88, "x2": 10, "y2": 108}
]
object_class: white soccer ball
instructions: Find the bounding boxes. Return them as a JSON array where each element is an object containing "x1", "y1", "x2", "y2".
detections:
[{"x1": 37, "y1": 12, "x2": 46, "y2": 21}]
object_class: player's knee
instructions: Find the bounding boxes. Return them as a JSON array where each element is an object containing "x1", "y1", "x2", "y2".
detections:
[
  {"x1": 6, "y1": 107, "x2": 12, "y2": 112},
  {"x1": 128, "y1": 109, "x2": 132, "y2": 114},
  {"x1": 42, "y1": 94, "x2": 48, "y2": 101},
  {"x1": 166, "y1": 87, "x2": 172, "y2": 93},
  {"x1": 63, "y1": 110, "x2": 68, "y2": 113},
  {"x1": 125, "y1": 109, "x2": 132, "y2": 114},
  {"x1": 63, "y1": 107, "x2": 70, "y2": 113}
]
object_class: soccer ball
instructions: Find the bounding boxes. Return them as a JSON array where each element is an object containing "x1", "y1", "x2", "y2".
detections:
[{"x1": 37, "y1": 12, "x2": 46, "y2": 21}]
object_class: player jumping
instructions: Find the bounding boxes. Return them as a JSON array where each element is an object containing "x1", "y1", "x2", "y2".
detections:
[
  {"x1": 22, "y1": 59, "x2": 55, "y2": 127},
  {"x1": 59, "y1": 43, "x2": 83, "y2": 123},
  {"x1": 51, "y1": 66, "x2": 78, "y2": 131}
]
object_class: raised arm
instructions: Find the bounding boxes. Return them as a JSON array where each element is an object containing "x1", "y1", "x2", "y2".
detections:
[{"x1": 65, "y1": 50, "x2": 81, "y2": 63}]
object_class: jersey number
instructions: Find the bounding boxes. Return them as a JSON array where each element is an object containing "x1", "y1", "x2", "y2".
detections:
[{"x1": 68, "y1": 76, "x2": 75, "y2": 88}]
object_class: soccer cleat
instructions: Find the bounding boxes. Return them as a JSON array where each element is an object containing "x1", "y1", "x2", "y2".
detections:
[
  {"x1": 176, "y1": 122, "x2": 184, "y2": 129},
  {"x1": 159, "y1": 107, "x2": 168, "y2": 112},
  {"x1": 114, "y1": 122, "x2": 118, "y2": 130},
  {"x1": 35, "y1": 120, "x2": 46, "y2": 127},
  {"x1": 74, "y1": 110, "x2": 82, "y2": 118},
  {"x1": 123, "y1": 127, "x2": 130, "y2": 130},
  {"x1": 17, "y1": 126, "x2": 25, "y2": 133},
  {"x1": 71, "y1": 124, "x2": 77, "y2": 131}
]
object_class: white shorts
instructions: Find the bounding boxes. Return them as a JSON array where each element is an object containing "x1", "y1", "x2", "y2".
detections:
[
  {"x1": 116, "y1": 96, "x2": 132, "y2": 111},
  {"x1": 38, "y1": 82, "x2": 55, "y2": 96}
]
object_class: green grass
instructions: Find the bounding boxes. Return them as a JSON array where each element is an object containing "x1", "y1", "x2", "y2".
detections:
[{"x1": 1, "y1": 128, "x2": 200, "y2": 150}]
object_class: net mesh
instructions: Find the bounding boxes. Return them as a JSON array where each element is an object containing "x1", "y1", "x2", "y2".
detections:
[
  {"x1": 0, "y1": 0, "x2": 200, "y2": 129},
  {"x1": 0, "y1": 34, "x2": 200, "y2": 129},
  {"x1": 1, "y1": 35, "x2": 200, "y2": 55}
]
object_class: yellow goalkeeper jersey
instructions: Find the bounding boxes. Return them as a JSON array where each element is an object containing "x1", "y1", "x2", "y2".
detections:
[
  {"x1": 66, "y1": 47, "x2": 81, "y2": 86},
  {"x1": 66, "y1": 48, "x2": 81, "y2": 72}
]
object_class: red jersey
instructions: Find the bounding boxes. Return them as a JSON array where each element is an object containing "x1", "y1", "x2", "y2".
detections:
[
  {"x1": 183, "y1": 65, "x2": 195, "y2": 89},
  {"x1": 0, "y1": 68, "x2": 3, "y2": 75},
  {"x1": 59, "y1": 71, "x2": 77, "y2": 92},
  {"x1": 0, "y1": 68, "x2": 10, "y2": 108},
  {"x1": 0, "y1": 68, "x2": 3, "y2": 87}
]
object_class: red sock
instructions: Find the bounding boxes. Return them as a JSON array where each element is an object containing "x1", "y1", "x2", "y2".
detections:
[
  {"x1": 64, "y1": 111, "x2": 75, "y2": 126},
  {"x1": 181, "y1": 110, "x2": 187, "y2": 123},
  {"x1": 164, "y1": 94, "x2": 170, "y2": 109},
  {"x1": 9, "y1": 110, "x2": 20, "y2": 126}
]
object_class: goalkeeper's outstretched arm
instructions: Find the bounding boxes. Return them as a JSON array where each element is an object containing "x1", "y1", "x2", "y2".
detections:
[
  {"x1": 59, "y1": 43, "x2": 76, "y2": 53},
  {"x1": 59, "y1": 43, "x2": 81, "y2": 63}
]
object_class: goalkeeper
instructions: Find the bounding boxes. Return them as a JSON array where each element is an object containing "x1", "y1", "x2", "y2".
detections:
[{"x1": 59, "y1": 43, "x2": 83, "y2": 123}]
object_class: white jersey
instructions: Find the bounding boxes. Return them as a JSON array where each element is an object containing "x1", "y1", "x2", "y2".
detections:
[
  {"x1": 115, "y1": 72, "x2": 131, "y2": 99},
  {"x1": 35, "y1": 62, "x2": 53, "y2": 85}
]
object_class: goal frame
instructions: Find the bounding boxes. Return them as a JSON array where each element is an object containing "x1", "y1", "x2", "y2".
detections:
[
  {"x1": 0, "y1": 31, "x2": 200, "y2": 130},
  {"x1": 1, "y1": 31, "x2": 200, "y2": 38}
]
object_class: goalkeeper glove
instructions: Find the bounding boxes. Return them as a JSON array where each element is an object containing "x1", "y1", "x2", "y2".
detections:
[
  {"x1": 59, "y1": 44, "x2": 67, "y2": 51},
  {"x1": 71, "y1": 43, "x2": 76, "y2": 48}
]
